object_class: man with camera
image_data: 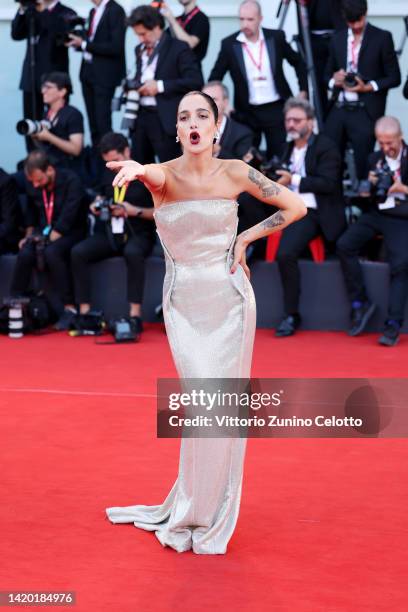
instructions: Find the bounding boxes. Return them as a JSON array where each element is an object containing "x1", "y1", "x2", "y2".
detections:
[
  {"x1": 71, "y1": 133, "x2": 155, "y2": 339},
  {"x1": 18, "y1": 72, "x2": 84, "y2": 171},
  {"x1": 11, "y1": 0, "x2": 78, "y2": 150},
  {"x1": 337, "y1": 116, "x2": 408, "y2": 346},
  {"x1": 160, "y1": 0, "x2": 210, "y2": 75},
  {"x1": 127, "y1": 5, "x2": 203, "y2": 164},
  {"x1": 324, "y1": 0, "x2": 401, "y2": 179},
  {"x1": 10, "y1": 150, "x2": 87, "y2": 330},
  {"x1": 271, "y1": 97, "x2": 345, "y2": 337},
  {"x1": 209, "y1": 0, "x2": 307, "y2": 160},
  {"x1": 0, "y1": 170, "x2": 22, "y2": 255},
  {"x1": 202, "y1": 81, "x2": 254, "y2": 160},
  {"x1": 67, "y1": 0, "x2": 126, "y2": 146}
]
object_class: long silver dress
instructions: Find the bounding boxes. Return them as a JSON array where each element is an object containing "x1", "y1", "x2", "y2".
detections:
[{"x1": 106, "y1": 199, "x2": 256, "y2": 554}]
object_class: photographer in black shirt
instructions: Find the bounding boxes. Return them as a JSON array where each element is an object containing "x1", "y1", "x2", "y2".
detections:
[
  {"x1": 71, "y1": 133, "x2": 155, "y2": 338},
  {"x1": 29, "y1": 72, "x2": 84, "y2": 170},
  {"x1": 10, "y1": 151, "x2": 87, "y2": 330}
]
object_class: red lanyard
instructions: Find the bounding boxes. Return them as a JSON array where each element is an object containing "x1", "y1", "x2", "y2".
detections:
[
  {"x1": 243, "y1": 39, "x2": 264, "y2": 73},
  {"x1": 42, "y1": 189, "x2": 54, "y2": 226},
  {"x1": 177, "y1": 6, "x2": 200, "y2": 29}
]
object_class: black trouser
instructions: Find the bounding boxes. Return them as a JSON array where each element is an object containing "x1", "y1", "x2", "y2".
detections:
[
  {"x1": 336, "y1": 211, "x2": 408, "y2": 323},
  {"x1": 81, "y1": 67, "x2": 115, "y2": 146},
  {"x1": 245, "y1": 100, "x2": 286, "y2": 160},
  {"x1": 310, "y1": 33, "x2": 332, "y2": 118},
  {"x1": 277, "y1": 209, "x2": 323, "y2": 315},
  {"x1": 10, "y1": 233, "x2": 82, "y2": 304},
  {"x1": 71, "y1": 232, "x2": 155, "y2": 305},
  {"x1": 324, "y1": 104, "x2": 376, "y2": 180},
  {"x1": 23, "y1": 90, "x2": 44, "y2": 152},
  {"x1": 131, "y1": 107, "x2": 181, "y2": 164}
]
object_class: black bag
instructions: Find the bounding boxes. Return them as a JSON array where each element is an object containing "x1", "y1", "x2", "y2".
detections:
[{"x1": 0, "y1": 293, "x2": 57, "y2": 334}]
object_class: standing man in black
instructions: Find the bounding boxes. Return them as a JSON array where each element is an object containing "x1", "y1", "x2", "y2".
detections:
[
  {"x1": 336, "y1": 116, "x2": 408, "y2": 347},
  {"x1": 324, "y1": 0, "x2": 401, "y2": 180},
  {"x1": 0, "y1": 170, "x2": 22, "y2": 255},
  {"x1": 11, "y1": 0, "x2": 77, "y2": 150},
  {"x1": 127, "y1": 5, "x2": 203, "y2": 164},
  {"x1": 274, "y1": 98, "x2": 345, "y2": 337},
  {"x1": 296, "y1": 0, "x2": 346, "y2": 116},
  {"x1": 161, "y1": 0, "x2": 210, "y2": 76},
  {"x1": 67, "y1": 0, "x2": 126, "y2": 146},
  {"x1": 209, "y1": 0, "x2": 307, "y2": 159}
]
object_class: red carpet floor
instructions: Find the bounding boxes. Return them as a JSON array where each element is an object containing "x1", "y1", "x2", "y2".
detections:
[{"x1": 1, "y1": 326, "x2": 407, "y2": 611}]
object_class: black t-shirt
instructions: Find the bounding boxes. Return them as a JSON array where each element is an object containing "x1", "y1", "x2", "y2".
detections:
[
  {"x1": 177, "y1": 7, "x2": 209, "y2": 63},
  {"x1": 42, "y1": 104, "x2": 84, "y2": 167},
  {"x1": 96, "y1": 168, "x2": 155, "y2": 236}
]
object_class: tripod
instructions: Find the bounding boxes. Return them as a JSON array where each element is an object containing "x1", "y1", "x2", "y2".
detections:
[{"x1": 276, "y1": 0, "x2": 324, "y2": 131}]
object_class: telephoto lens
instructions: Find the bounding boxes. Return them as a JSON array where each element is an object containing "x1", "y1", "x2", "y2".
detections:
[
  {"x1": 16, "y1": 119, "x2": 52, "y2": 136},
  {"x1": 8, "y1": 303, "x2": 24, "y2": 339}
]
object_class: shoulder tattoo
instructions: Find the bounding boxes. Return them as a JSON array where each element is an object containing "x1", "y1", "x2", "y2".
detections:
[{"x1": 248, "y1": 167, "x2": 281, "y2": 198}]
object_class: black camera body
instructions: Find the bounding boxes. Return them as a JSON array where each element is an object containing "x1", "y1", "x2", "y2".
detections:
[
  {"x1": 344, "y1": 72, "x2": 362, "y2": 88},
  {"x1": 373, "y1": 163, "x2": 394, "y2": 199},
  {"x1": 261, "y1": 156, "x2": 291, "y2": 182},
  {"x1": 94, "y1": 198, "x2": 113, "y2": 222},
  {"x1": 26, "y1": 233, "x2": 49, "y2": 272},
  {"x1": 55, "y1": 15, "x2": 87, "y2": 45}
]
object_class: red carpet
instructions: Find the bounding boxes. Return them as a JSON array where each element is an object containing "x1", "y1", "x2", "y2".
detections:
[{"x1": 1, "y1": 326, "x2": 407, "y2": 611}]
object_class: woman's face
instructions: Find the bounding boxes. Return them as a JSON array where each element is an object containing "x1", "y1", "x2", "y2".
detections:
[{"x1": 176, "y1": 94, "x2": 218, "y2": 154}]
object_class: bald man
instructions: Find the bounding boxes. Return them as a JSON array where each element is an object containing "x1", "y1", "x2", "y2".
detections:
[
  {"x1": 209, "y1": 0, "x2": 307, "y2": 159},
  {"x1": 336, "y1": 116, "x2": 408, "y2": 346}
]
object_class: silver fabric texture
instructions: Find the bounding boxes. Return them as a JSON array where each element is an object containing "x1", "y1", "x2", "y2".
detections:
[{"x1": 106, "y1": 199, "x2": 256, "y2": 554}]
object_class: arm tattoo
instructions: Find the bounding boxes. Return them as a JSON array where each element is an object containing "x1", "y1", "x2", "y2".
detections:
[
  {"x1": 248, "y1": 167, "x2": 281, "y2": 198},
  {"x1": 261, "y1": 210, "x2": 285, "y2": 230}
]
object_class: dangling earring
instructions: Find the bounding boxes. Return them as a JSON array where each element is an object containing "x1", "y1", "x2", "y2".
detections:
[
  {"x1": 176, "y1": 135, "x2": 180, "y2": 143},
  {"x1": 213, "y1": 130, "x2": 220, "y2": 144}
]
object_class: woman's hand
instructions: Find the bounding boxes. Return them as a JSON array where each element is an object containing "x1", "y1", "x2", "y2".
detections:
[
  {"x1": 106, "y1": 160, "x2": 146, "y2": 188},
  {"x1": 230, "y1": 236, "x2": 251, "y2": 280}
]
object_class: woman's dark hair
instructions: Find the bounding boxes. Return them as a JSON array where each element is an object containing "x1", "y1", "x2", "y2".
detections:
[
  {"x1": 341, "y1": 0, "x2": 367, "y2": 22},
  {"x1": 127, "y1": 5, "x2": 165, "y2": 30},
  {"x1": 178, "y1": 91, "x2": 219, "y2": 124},
  {"x1": 41, "y1": 72, "x2": 72, "y2": 101}
]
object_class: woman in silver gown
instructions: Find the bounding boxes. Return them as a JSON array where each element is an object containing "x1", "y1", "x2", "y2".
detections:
[{"x1": 105, "y1": 91, "x2": 306, "y2": 554}]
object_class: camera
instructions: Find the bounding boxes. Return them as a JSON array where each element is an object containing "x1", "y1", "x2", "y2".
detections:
[
  {"x1": 261, "y1": 156, "x2": 291, "y2": 182},
  {"x1": 373, "y1": 163, "x2": 394, "y2": 199},
  {"x1": 112, "y1": 78, "x2": 142, "y2": 131},
  {"x1": 26, "y1": 233, "x2": 49, "y2": 272},
  {"x1": 15, "y1": 0, "x2": 40, "y2": 7},
  {"x1": 344, "y1": 72, "x2": 361, "y2": 88},
  {"x1": 93, "y1": 197, "x2": 113, "y2": 222},
  {"x1": 16, "y1": 119, "x2": 51, "y2": 136},
  {"x1": 55, "y1": 15, "x2": 87, "y2": 45}
]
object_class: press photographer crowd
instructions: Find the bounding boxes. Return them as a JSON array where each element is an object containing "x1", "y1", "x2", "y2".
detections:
[{"x1": 1, "y1": 0, "x2": 408, "y2": 346}]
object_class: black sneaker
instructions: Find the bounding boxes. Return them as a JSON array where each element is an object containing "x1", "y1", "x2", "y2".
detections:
[
  {"x1": 129, "y1": 316, "x2": 143, "y2": 341},
  {"x1": 275, "y1": 314, "x2": 301, "y2": 337},
  {"x1": 378, "y1": 320, "x2": 400, "y2": 347},
  {"x1": 348, "y1": 302, "x2": 376, "y2": 336},
  {"x1": 54, "y1": 309, "x2": 77, "y2": 331}
]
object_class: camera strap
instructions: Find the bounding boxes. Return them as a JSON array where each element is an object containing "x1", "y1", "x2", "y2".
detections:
[{"x1": 42, "y1": 189, "x2": 54, "y2": 226}]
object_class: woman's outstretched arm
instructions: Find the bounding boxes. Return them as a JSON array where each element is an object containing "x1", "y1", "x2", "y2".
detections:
[
  {"x1": 230, "y1": 161, "x2": 307, "y2": 276},
  {"x1": 106, "y1": 160, "x2": 166, "y2": 193}
]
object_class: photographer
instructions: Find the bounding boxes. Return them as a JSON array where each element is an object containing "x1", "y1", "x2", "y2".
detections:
[
  {"x1": 273, "y1": 97, "x2": 345, "y2": 337},
  {"x1": 127, "y1": 5, "x2": 203, "y2": 163},
  {"x1": 336, "y1": 116, "x2": 408, "y2": 346},
  {"x1": 10, "y1": 151, "x2": 87, "y2": 330},
  {"x1": 202, "y1": 81, "x2": 253, "y2": 160},
  {"x1": 161, "y1": 0, "x2": 210, "y2": 74},
  {"x1": 0, "y1": 170, "x2": 22, "y2": 255},
  {"x1": 67, "y1": 0, "x2": 126, "y2": 146},
  {"x1": 26, "y1": 72, "x2": 84, "y2": 170},
  {"x1": 71, "y1": 133, "x2": 155, "y2": 339},
  {"x1": 324, "y1": 0, "x2": 401, "y2": 179},
  {"x1": 11, "y1": 0, "x2": 78, "y2": 150}
]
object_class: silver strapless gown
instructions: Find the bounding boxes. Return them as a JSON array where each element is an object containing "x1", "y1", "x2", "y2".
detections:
[{"x1": 106, "y1": 199, "x2": 256, "y2": 554}]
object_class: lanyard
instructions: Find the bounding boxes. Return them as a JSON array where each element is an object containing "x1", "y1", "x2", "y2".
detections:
[
  {"x1": 114, "y1": 185, "x2": 127, "y2": 204},
  {"x1": 177, "y1": 6, "x2": 200, "y2": 29},
  {"x1": 243, "y1": 39, "x2": 264, "y2": 73},
  {"x1": 42, "y1": 189, "x2": 54, "y2": 226}
]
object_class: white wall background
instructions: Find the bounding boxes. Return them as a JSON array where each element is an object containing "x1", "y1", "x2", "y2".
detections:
[{"x1": 0, "y1": 0, "x2": 407, "y2": 172}]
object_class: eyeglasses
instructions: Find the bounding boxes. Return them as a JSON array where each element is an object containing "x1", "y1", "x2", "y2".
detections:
[{"x1": 41, "y1": 83, "x2": 57, "y2": 90}]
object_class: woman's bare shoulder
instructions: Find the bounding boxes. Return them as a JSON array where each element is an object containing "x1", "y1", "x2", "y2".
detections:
[{"x1": 221, "y1": 159, "x2": 250, "y2": 183}]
